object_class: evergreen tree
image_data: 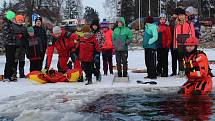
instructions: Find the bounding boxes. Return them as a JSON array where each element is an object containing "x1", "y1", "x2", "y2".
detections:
[
  {"x1": 120, "y1": 0, "x2": 135, "y2": 24},
  {"x1": 84, "y1": 6, "x2": 99, "y2": 23},
  {"x1": 64, "y1": 0, "x2": 81, "y2": 19}
]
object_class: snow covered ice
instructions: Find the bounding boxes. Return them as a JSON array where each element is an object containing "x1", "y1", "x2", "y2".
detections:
[{"x1": 0, "y1": 49, "x2": 214, "y2": 120}]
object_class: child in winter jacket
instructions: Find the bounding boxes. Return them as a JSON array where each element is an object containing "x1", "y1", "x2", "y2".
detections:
[
  {"x1": 178, "y1": 37, "x2": 213, "y2": 95},
  {"x1": 185, "y1": 6, "x2": 201, "y2": 39},
  {"x1": 2, "y1": 10, "x2": 17, "y2": 81},
  {"x1": 26, "y1": 27, "x2": 43, "y2": 72},
  {"x1": 142, "y1": 16, "x2": 158, "y2": 79},
  {"x1": 157, "y1": 14, "x2": 172, "y2": 77},
  {"x1": 101, "y1": 19, "x2": 113, "y2": 75},
  {"x1": 79, "y1": 25, "x2": 100, "y2": 85},
  {"x1": 173, "y1": 8, "x2": 196, "y2": 77},
  {"x1": 33, "y1": 17, "x2": 47, "y2": 70},
  {"x1": 90, "y1": 19, "x2": 105, "y2": 81},
  {"x1": 67, "y1": 25, "x2": 83, "y2": 70},
  {"x1": 112, "y1": 17, "x2": 133, "y2": 77},
  {"x1": 12, "y1": 15, "x2": 27, "y2": 78}
]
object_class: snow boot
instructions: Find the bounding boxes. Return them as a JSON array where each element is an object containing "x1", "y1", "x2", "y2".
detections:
[
  {"x1": 96, "y1": 72, "x2": 101, "y2": 82},
  {"x1": 123, "y1": 71, "x2": 128, "y2": 77},
  {"x1": 118, "y1": 71, "x2": 122, "y2": 77},
  {"x1": 123, "y1": 66, "x2": 128, "y2": 77},
  {"x1": 85, "y1": 77, "x2": 93, "y2": 85}
]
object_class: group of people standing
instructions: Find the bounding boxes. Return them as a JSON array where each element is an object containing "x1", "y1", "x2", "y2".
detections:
[
  {"x1": 1, "y1": 7, "x2": 213, "y2": 92},
  {"x1": 143, "y1": 7, "x2": 200, "y2": 79},
  {"x1": 2, "y1": 11, "x2": 47, "y2": 81},
  {"x1": 142, "y1": 7, "x2": 213, "y2": 95},
  {"x1": 2, "y1": 10, "x2": 120, "y2": 85}
]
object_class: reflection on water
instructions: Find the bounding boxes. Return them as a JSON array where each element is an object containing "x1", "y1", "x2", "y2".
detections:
[{"x1": 80, "y1": 93, "x2": 215, "y2": 121}]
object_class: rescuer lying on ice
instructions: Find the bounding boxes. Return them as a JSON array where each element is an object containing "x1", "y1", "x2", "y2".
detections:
[{"x1": 178, "y1": 37, "x2": 213, "y2": 95}]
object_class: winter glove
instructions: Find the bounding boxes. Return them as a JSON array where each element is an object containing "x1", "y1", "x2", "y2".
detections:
[
  {"x1": 41, "y1": 67, "x2": 49, "y2": 74},
  {"x1": 74, "y1": 40, "x2": 78, "y2": 43}
]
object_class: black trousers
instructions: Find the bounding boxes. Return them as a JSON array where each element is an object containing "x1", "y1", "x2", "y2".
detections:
[
  {"x1": 30, "y1": 60, "x2": 42, "y2": 72},
  {"x1": 145, "y1": 48, "x2": 157, "y2": 78},
  {"x1": 102, "y1": 49, "x2": 113, "y2": 75},
  {"x1": 13, "y1": 47, "x2": 25, "y2": 76},
  {"x1": 94, "y1": 51, "x2": 101, "y2": 77},
  {"x1": 82, "y1": 62, "x2": 94, "y2": 81},
  {"x1": 157, "y1": 48, "x2": 169, "y2": 75},
  {"x1": 171, "y1": 48, "x2": 178, "y2": 74},
  {"x1": 4, "y1": 45, "x2": 16, "y2": 79},
  {"x1": 178, "y1": 46, "x2": 185, "y2": 72},
  {"x1": 115, "y1": 51, "x2": 128, "y2": 76}
]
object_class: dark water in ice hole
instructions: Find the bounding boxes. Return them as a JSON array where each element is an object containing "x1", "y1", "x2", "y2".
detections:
[
  {"x1": 80, "y1": 93, "x2": 215, "y2": 121},
  {"x1": 1, "y1": 93, "x2": 215, "y2": 121}
]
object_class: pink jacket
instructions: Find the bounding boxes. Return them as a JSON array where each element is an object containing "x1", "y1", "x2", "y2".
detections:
[{"x1": 173, "y1": 22, "x2": 195, "y2": 48}]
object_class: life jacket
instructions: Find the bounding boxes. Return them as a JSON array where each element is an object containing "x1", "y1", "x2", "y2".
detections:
[{"x1": 183, "y1": 50, "x2": 213, "y2": 77}]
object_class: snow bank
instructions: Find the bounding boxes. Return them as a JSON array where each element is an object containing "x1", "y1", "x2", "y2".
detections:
[{"x1": 0, "y1": 49, "x2": 214, "y2": 120}]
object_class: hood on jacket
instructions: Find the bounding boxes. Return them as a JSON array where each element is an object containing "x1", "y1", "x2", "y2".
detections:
[{"x1": 117, "y1": 17, "x2": 126, "y2": 27}]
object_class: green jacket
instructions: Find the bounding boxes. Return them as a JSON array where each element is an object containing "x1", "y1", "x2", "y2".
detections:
[
  {"x1": 142, "y1": 23, "x2": 158, "y2": 49},
  {"x1": 112, "y1": 17, "x2": 133, "y2": 51}
]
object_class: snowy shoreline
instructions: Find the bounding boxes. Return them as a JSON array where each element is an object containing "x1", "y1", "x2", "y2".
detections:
[{"x1": 0, "y1": 49, "x2": 214, "y2": 121}]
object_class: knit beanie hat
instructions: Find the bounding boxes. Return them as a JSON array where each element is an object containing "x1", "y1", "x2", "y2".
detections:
[
  {"x1": 27, "y1": 27, "x2": 34, "y2": 33},
  {"x1": 186, "y1": 6, "x2": 197, "y2": 15},
  {"x1": 145, "y1": 16, "x2": 154, "y2": 23},
  {"x1": 177, "y1": 8, "x2": 186, "y2": 15},
  {"x1": 160, "y1": 13, "x2": 167, "y2": 19},
  {"x1": 16, "y1": 15, "x2": 25, "y2": 22},
  {"x1": 35, "y1": 17, "x2": 42, "y2": 23},
  {"x1": 100, "y1": 19, "x2": 109, "y2": 28},
  {"x1": 53, "y1": 26, "x2": 62, "y2": 34}
]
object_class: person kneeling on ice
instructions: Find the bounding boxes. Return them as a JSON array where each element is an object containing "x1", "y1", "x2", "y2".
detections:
[
  {"x1": 43, "y1": 26, "x2": 81, "y2": 73},
  {"x1": 178, "y1": 37, "x2": 213, "y2": 95},
  {"x1": 78, "y1": 25, "x2": 101, "y2": 85}
]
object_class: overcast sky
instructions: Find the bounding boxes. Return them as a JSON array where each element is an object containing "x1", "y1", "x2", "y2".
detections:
[{"x1": 1, "y1": 0, "x2": 106, "y2": 20}]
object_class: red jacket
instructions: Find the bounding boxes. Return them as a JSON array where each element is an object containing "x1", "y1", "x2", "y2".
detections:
[
  {"x1": 173, "y1": 22, "x2": 195, "y2": 48},
  {"x1": 46, "y1": 30, "x2": 78, "y2": 68},
  {"x1": 79, "y1": 35, "x2": 100, "y2": 62},
  {"x1": 158, "y1": 24, "x2": 172, "y2": 48},
  {"x1": 102, "y1": 29, "x2": 113, "y2": 50}
]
